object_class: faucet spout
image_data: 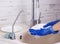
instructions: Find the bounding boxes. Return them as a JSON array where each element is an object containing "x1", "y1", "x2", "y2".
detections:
[{"x1": 9, "y1": 10, "x2": 23, "y2": 40}]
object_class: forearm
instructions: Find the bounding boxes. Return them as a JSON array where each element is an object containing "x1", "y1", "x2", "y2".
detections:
[{"x1": 53, "y1": 22, "x2": 60, "y2": 31}]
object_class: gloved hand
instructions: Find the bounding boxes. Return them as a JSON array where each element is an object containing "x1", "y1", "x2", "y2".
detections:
[
  {"x1": 29, "y1": 20, "x2": 60, "y2": 36},
  {"x1": 43, "y1": 20, "x2": 60, "y2": 27}
]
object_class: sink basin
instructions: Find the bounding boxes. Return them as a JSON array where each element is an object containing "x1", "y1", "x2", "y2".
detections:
[
  {"x1": 0, "y1": 24, "x2": 29, "y2": 33},
  {"x1": 1, "y1": 26, "x2": 22, "y2": 33},
  {"x1": 0, "y1": 24, "x2": 29, "y2": 44},
  {"x1": 19, "y1": 24, "x2": 60, "y2": 44}
]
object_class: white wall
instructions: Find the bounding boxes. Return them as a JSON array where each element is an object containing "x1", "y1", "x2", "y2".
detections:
[
  {"x1": 35, "y1": 0, "x2": 60, "y2": 23},
  {"x1": 0, "y1": 0, "x2": 22, "y2": 25},
  {"x1": 0, "y1": 0, "x2": 60, "y2": 26},
  {"x1": 0, "y1": 0, "x2": 32, "y2": 26}
]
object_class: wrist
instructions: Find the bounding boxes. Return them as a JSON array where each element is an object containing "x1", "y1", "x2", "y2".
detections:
[{"x1": 53, "y1": 22, "x2": 60, "y2": 31}]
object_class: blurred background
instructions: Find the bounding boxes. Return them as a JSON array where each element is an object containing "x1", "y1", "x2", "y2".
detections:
[{"x1": 0, "y1": 0, "x2": 60, "y2": 27}]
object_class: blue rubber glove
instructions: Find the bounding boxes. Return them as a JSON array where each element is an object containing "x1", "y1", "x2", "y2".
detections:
[
  {"x1": 43, "y1": 20, "x2": 60, "y2": 27},
  {"x1": 29, "y1": 20, "x2": 60, "y2": 36},
  {"x1": 29, "y1": 26, "x2": 58, "y2": 36}
]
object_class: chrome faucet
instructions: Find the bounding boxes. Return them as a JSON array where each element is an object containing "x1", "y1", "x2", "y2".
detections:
[
  {"x1": 32, "y1": 0, "x2": 35, "y2": 26},
  {"x1": 31, "y1": 0, "x2": 41, "y2": 26},
  {"x1": 9, "y1": 10, "x2": 24, "y2": 40}
]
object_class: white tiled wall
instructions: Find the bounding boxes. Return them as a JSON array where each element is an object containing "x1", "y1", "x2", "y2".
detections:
[
  {"x1": 34, "y1": 0, "x2": 60, "y2": 23},
  {"x1": 0, "y1": 0, "x2": 32, "y2": 26},
  {"x1": 0, "y1": 0, "x2": 21, "y2": 25},
  {"x1": 0, "y1": 0, "x2": 60, "y2": 26}
]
